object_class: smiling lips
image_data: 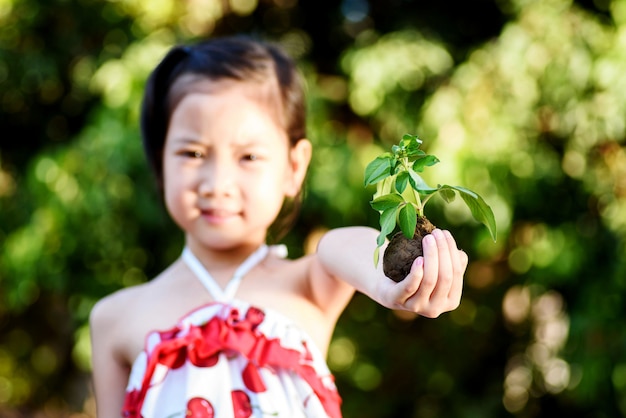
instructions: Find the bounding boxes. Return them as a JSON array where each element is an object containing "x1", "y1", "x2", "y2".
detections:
[{"x1": 200, "y1": 208, "x2": 240, "y2": 224}]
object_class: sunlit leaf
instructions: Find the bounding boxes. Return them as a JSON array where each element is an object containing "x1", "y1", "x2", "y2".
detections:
[
  {"x1": 413, "y1": 155, "x2": 440, "y2": 172},
  {"x1": 370, "y1": 193, "x2": 404, "y2": 211},
  {"x1": 407, "y1": 149, "x2": 426, "y2": 160},
  {"x1": 392, "y1": 158, "x2": 403, "y2": 174},
  {"x1": 364, "y1": 155, "x2": 393, "y2": 186},
  {"x1": 398, "y1": 203, "x2": 417, "y2": 239},
  {"x1": 402, "y1": 133, "x2": 422, "y2": 147},
  {"x1": 438, "y1": 186, "x2": 456, "y2": 203},
  {"x1": 376, "y1": 231, "x2": 386, "y2": 247},
  {"x1": 379, "y1": 206, "x2": 398, "y2": 239},
  {"x1": 441, "y1": 185, "x2": 497, "y2": 241},
  {"x1": 395, "y1": 171, "x2": 409, "y2": 193},
  {"x1": 408, "y1": 170, "x2": 437, "y2": 193},
  {"x1": 373, "y1": 246, "x2": 381, "y2": 266},
  {"x1": 375, "y1": 176, "x2": 394, "y2": 198}
]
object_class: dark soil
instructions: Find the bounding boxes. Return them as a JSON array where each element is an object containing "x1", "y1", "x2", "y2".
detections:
[{"x1": 383, "y1": 216, "x2": 436, "y2": 282}]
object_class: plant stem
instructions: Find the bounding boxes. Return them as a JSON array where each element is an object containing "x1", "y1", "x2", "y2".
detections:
[
  {"x1": 402, "y1": 157, "x2": 424, "y2": 217},
  {"x1": 420, "y1": 192, "x2": 436, "y2": 212},
  {"x1": 410, "y1": 184, "x2": 424, "y2": 217}
]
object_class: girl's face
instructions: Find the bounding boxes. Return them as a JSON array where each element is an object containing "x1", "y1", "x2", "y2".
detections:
[{"x1": 162, "y1": 78, "x2": 311, "y2": 251}]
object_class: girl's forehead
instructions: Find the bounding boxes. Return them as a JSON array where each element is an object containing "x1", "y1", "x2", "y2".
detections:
[{"x1": 168, "y1": 75, "x2": 284, "y2": 118}]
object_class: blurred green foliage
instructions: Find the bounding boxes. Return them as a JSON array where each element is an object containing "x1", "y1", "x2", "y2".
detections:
[{"x1": 1, "y1": 0, "x2": 625, "y2": 417}]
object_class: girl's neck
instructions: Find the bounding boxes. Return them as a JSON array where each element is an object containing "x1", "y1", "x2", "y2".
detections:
[{"x1": 184, "y1": 240, "x2": 267, "y2": 272}]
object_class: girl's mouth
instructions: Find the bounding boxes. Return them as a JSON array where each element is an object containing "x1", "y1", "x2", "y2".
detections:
[{"x1": 201, "y1": 208, "x2": 239, "y2": 224}]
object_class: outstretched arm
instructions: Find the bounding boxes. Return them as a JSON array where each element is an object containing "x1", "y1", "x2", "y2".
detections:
[{"x1": 317, "y1": 226, "x2": 468, "y2": 318}]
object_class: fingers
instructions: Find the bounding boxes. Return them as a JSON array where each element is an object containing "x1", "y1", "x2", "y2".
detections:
[
  {"x1": 394, "y1": 229, "x2": 467, "y2": 317},
  {"x1": 406, "y1": 233, "x2": 439, "y2": 308},
  {"x1": 447, "y1": 230, "x2": 468, "y2": 303},
  {"x1": 427, "y1": 229, "x2": 454, "y2": 302}
]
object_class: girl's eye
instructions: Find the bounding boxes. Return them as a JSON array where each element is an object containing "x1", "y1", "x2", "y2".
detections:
[
  {"x1": 243, "y1": 154, "x2": 259, "y2": 161},
  {"x1": 179, "y1": 150, "x2": 203, "y2": 158}
]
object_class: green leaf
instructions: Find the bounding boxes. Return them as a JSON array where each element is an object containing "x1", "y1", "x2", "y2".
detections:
[
  {"x1": 375, "y1": 176, "x2": 395, "y2": 198},
  {"x1": 379, "y1": 206, "x2": 398, "y2": 240},
  {"x1": 439, "y1": 187, "x2": 456, "y2": 203},
  {"x1": 370, "y1": 193, "x2": 404, "y2": 211},
  {"x1": 373, "y1": 246, "x2": 381, "y2": 267},
  {"x1": 364, "y1": 155, "x2": 393, "y2": 186},
  {"x1": 400, "y1": 185, "x2": 417, "y2": 207},
  {"x1": 398, "y1": 203, "x2": 417, "y2": 239},
  {"x1": 376, "y1": 230, "x2": 386, "y2": 247},
  {"x1": 413, "y1": 155, "x2": 440, "y2": 172},
  {"x1": 407, "y1": 149, "x2": 426, "y2": 160},
  {"x1": 408, "y1": 170, "x2": 438, "y2": 193},
  {"x1": 392, "y1": 159, "x2": 403, "y2": 175},
  {"x1": 401, "y1": 133, "x2": 422, "y2": 148},
  {"x1": 441, "y1": 185, "x2": 497, "y2": 241},
  {"x1": 395, "y1": 171, "x2": 409, "y2": 193}
]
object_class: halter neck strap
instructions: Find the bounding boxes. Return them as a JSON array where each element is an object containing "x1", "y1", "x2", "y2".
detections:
[{"x1": 182, "y1": 245, "x2": 269, "y2": 302}]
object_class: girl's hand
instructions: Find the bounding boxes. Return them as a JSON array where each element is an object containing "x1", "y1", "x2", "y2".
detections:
[{"x1": 377, "y1": 229, "x2": 468, "y2": 318}]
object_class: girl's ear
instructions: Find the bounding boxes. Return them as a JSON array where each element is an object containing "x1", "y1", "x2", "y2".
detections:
[{"x1": 285, "y1": 138, "x2": 312, "y2": 197}]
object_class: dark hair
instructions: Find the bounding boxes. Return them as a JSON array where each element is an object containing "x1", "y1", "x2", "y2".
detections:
[{"x1": 140, "y1": 35, "x2": 307, "y2": 242}]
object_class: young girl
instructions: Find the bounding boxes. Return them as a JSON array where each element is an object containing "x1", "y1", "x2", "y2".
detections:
[{"x1": 89, "y1": 36, "x2": 468, "y2": 418}]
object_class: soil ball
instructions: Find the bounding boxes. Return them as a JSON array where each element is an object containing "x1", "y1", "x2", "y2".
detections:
[{"x1": 383, "y1": 216, "x2": 436, "y2": 282}]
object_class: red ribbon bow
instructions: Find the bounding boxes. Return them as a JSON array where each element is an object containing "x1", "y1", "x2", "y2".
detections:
[{"x1": 123, "y1": 308, "x2": 342, "y2": 418}]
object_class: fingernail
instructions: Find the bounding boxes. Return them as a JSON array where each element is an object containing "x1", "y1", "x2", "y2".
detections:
[{"x1": 424, "y1": 234, "x2": 435, "y2": 246}]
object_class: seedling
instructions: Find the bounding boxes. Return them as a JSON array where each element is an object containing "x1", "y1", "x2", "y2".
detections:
[{"x1": 364, "y1": 133, "x2": 497, "y2": 282}]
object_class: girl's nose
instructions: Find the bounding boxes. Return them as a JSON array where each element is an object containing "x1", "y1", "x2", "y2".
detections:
[{"x1": 198, "y1": 157, "x2": 234, "y2": 196}]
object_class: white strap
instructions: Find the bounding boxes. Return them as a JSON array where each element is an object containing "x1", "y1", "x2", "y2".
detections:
[{"x1": 182, "y1": 245, "x2": 269, "y2": 302}]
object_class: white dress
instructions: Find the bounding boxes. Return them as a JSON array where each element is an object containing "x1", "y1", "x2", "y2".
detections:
[{"x1": 122, "y1": 246, "x2": 342, "y2": 418}]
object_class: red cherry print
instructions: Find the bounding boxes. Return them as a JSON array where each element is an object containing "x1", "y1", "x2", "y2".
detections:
[
  {"x1": 231, "y1": 390, "x2": 253, "y2": 418},
  {"x1": 186, "y1": 397, "x2": 214, "y2": 418},
  {"x1": 245, "y1": 307, "x2": 265, "y2": 329},
  {"x1": 242, "y1": 362, "x2": 267, "y2": 393}
]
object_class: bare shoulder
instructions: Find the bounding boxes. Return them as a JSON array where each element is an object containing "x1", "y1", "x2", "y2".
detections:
[
  {"x1": 90, "y1": 283, "x2": 149, "y2": 331},
  {"x1": 90, "y1": 282, "x2": 153, "y2": 359},
  {"x1": 90, "y1": 260, "x2": 192, "y2": 363}
]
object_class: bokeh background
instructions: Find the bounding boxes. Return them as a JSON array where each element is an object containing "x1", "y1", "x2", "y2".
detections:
[{"x1": 1, "y1": 0, "x2": 626, "y2": 416}]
